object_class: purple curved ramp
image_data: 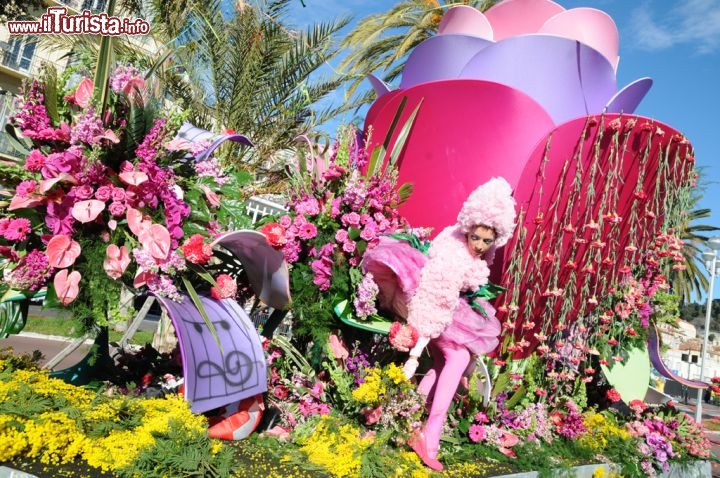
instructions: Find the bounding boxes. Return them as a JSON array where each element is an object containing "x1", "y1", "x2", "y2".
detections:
[
  {"x1": 212, "y1": 230, "x2": 291, "y2": 310},
  {"x1": 649, "y1": 325, "x2": 708, "y2": 389},
  {"x1": 459, "y1": 35, "x2": 617, "y2": 124},
  {"x1": 368, "y1": 74, "x2": 392, "y2": 98},
  {"x1": 400, "y1": 34, "x2": 492, "y2": 89},
  {"x1": 154, "y1": 293, "x2": 268, "y2": 413},
  {"x1": 604, "y1": 78, "x2": 653, "y2": 114}
]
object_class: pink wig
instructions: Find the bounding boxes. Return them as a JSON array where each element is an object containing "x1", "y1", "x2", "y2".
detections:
[{"x1": 456, "y1": 177, "x2": 517, "y2": 247}]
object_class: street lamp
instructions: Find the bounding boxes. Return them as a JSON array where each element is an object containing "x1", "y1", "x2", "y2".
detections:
[{"x1": 695, "y1": 236, "x2": 720, "y2": 423}]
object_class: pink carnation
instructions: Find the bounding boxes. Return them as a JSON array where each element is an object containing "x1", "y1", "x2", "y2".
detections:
[
  {"x1": 388, "y1": 322, "x2": 418, "y2": 352},
  {"x1": 211, "y1": 274, "x2": 237, "y2": 299}
]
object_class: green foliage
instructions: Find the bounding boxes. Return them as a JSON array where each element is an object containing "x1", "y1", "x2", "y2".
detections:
[{"x1": 117, "y1": 421, "x2": 235, "y2": 478}]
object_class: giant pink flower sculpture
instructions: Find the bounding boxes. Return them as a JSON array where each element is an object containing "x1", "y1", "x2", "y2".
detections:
[{"x1": 363, "y1": 0, "x2": 695, "y2": 356}]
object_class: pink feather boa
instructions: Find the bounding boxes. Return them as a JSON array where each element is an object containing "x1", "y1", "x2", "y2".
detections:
[{"x1": 406, "y1": 225, "x2": 490, "y2": 339}]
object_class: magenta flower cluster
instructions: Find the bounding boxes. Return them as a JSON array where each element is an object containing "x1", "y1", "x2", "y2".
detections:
[
  {"x1": 1, "y1": 64, "x2": 233, "y2": 312},
  {"x1": 273, "y1": 127, "x2": 404, "y2": 302}
]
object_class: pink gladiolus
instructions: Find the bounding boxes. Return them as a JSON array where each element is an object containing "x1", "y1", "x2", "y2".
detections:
[
  {"x1": 103, "y1": 244, "x2": 131, "y2": 279},
  {"x1": 46, "y1": 235, "x2": 81, "y2": 268},
  {"x1": 54, "y1": 269, "x2": 81, "y2": 305},
  {"x1": 71, "y1": 199, "x2": 105, "y2": 223}
]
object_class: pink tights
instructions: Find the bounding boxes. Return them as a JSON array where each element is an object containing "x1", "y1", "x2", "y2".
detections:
[{"x1": 417, "y1": 338, "x2": 472, "y2": 457}]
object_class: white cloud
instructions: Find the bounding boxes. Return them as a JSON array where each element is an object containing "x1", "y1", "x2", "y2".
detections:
[{"x1": 629, "y1": 0, "x2": 720, "y2": 54}]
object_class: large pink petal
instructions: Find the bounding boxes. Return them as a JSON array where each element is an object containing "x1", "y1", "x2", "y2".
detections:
[
  {"x1": 46, "y1": 235, "x2": 82, "y2": 268},
  {"x1": 118, "y1": 170, "x2": 149, "y2": 186},
  {"x1": 74, "y1": 78, "x2": 94, "y2": 109},
  {"x1": 140, "y1": 224, "x2": 171, "y2": 259},
  {"x1": 71, "y1": 199, "x2": 106, "y2": 223},
  {"x1": 8, "y1": 194, "x2": 43, "y2": 211},
  {"x1": 126, "y1": 208, "x2": 151, "y2": 236},
  {"x1": 54, "y1": 269, "x2": 81, "y2": 305}
]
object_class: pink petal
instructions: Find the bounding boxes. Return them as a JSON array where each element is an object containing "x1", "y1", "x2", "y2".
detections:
[
  {"x1": 39, "y1": 173, "x2": 77, "y2": 194},
  {"x1": 105, "y1": 245, "x2": 131, "y2": 277},
  {"x1": 46, "y1": 235, "x2": 82, "y2": 268},
  {"x1": 54, "y1": 269, "x2": 81, "y2": 305},
  {"x1": 199, "y1": 184, "x2": 221, "y2": 208},
  {"x1": 108, "y1": 219, "x2": 117, "y2": 230},
  {"x1": 71, "y1": 199, "x2": 105, "y2": 223},
  {"x1": 139, "y1": 224, "x2": 171, "y2": 259},
  {"x1": 74, "y1": 78, "x2": 94, "y2": 109},
  {"x1": 126, "y1": 208, "x2": 151, "y2": 236},
  {"x1": 95, "y1": 129, "x2": 120, "y2": 144},
  {"x1": 133, "y1": 270, "x2": 154, "y2": 288},
  {"x1": 118, "y1": 170, "x2": 149, "y2": 186},
  {"x1": 164, "y1": 138, "x2": 192, "y2": 152},
  {"x1": 8, "y1": 194, "x2": 43, "y2": 211}
]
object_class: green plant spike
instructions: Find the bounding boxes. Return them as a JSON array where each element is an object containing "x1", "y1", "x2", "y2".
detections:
[{"x1": 93, "y1": 0, "x2": 117, "y2": 117}]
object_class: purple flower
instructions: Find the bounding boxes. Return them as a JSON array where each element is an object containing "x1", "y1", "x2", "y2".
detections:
[
  {"x1": 353, "y1": 273, "x2": 378, "y2": 319},
  {"x1": 7, "y1": 250, "x2": 53, "y2": 291}
]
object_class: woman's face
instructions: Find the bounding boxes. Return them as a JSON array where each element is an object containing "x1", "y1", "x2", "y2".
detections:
[{"x1": 466, "y1": 225, "x2": 496, "y2": 258}]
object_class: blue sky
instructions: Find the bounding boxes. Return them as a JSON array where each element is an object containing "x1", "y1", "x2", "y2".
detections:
[{"x1": 288, "y1": 0, "x2": 720, "y2": 300}]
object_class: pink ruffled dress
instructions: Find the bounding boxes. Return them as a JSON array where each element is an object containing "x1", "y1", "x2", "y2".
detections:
[{"x1": 362, "y1": 226, "x2": 501, "y2": 355}]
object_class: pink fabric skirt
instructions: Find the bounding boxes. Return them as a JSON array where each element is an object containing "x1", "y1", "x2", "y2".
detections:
[{"x1": 362, "y1": 237, "x2": 501, "y2": 355}]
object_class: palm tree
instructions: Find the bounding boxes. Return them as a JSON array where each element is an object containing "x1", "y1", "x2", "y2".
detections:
[
  {"x1": 669, "y1": 187, "x2": 720, "y2": 305},
  {"x1": 36, "y1": 0, "x2": 358, "y2": 187},
  {"x1": 338, "y1": 0, "x2": 498, "y2": 106}
]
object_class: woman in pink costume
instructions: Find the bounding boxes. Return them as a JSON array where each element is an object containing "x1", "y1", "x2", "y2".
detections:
[{"x1": 362, "y1": 177, "x2": 517, "y2": 471}]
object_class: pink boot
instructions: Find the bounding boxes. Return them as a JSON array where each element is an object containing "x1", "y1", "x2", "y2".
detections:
[{"x1": 408, "y1": 428, "x2": 444, "y2": 471}]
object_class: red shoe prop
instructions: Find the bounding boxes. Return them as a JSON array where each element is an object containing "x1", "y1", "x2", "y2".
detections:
[
  {"x1": 408, "y1": 429, "x2": 444, "y2": 471},
  {"x1": 207, "y1": 394, "x2": 264, "y2": 440}
]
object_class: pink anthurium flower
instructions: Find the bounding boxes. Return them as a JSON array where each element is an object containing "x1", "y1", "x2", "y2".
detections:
[
  {"x1": 103, "y1": 244, "x2": 131, "y2": 279},
  {"x1": 8, "y1": 194, "x2": 43, "y2": 211},
  {"x1": 139, "y1": 223, "x2": 171, "y2": 259},
  {"x1": 71, "y1": 199, "x2": 105, "y2": 223},
  {"x1": 39, "y1": 173, "x2": 77, "y2": 194},
  {"x1": 126, "y1": 207, "x2": 152, "y2": 236},
  {"x1": 118, "y1": 169, "x2": 148, "y2": 186},
  {"x1": 64, "y1": 78, "x2": 94, "y2": 108},
  {"x1": 199, "y1": 184, "x2": 221, "y2": 207},
  {"x1": 54, "y1": 269, "x2": 81, "y2": 305},
  {"x1": 46, "y1": 235, "x2": 81, "y2": 268},
  {"x1": 133, "y1": 270, "x2": 154, "y2": 288},
  {"x1": 95, "y1": 129, "x2": 120, "y2": 144},
  {"x1": 164, "y1": 138, "x2": 192, "y2": 151}
]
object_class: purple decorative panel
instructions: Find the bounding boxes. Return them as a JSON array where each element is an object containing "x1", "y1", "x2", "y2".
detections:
[{"x1": 154, "y1": 293, "x2": 267, "y2": 413}]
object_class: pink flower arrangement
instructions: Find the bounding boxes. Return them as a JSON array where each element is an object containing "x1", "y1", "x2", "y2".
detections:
[
  {"x1": 0, "y1": 63, "x2": 248, "y2": 330},
  {"x1": 268, "y1": 126, "x2": 409, "y2": 340}
]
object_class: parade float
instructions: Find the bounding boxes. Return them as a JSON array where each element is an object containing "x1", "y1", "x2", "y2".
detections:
[{"x1": 0, "y1": 0, "x2": 715, "y2": 477}]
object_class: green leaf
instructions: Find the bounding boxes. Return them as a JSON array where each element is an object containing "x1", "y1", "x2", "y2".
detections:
[
  {"x1": 42, "y1": 65, "x2": 60, "y2": 125},
  {"x1": 181, "y1": 277, "x2": 223, "y2": 354},
  {"x1": 388, "y1": 99, "x2": 423, "y2": 168},
  {"x1": 397, "y1": 182, "x2": 414, "y2": 204},
  {"x1": 93, "y1": 0, "x2": 117, "y2": 116},
  {"x1": 347, "y1": 227, "x2": 360, "y2": 240}
]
